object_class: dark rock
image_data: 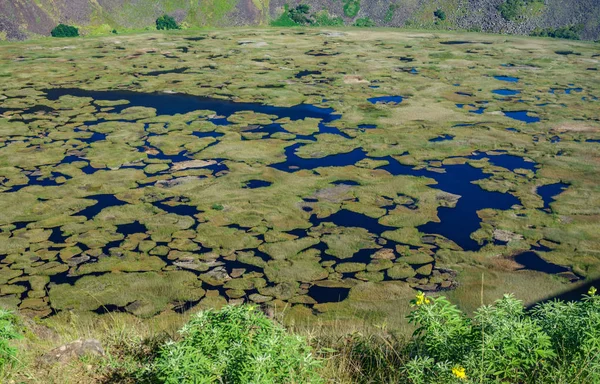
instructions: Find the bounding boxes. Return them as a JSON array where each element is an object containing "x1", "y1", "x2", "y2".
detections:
[{"x1": 40, "y1": 339, "x2": 104, "y2": 365}]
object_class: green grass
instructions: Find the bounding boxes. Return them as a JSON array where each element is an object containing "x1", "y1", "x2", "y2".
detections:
[
  {"x1": 0, "y1": 310, "x2": 20, "y2": 374},
  {"x1": 4, "y1": 290, "x2": 600, "y2": 383}
]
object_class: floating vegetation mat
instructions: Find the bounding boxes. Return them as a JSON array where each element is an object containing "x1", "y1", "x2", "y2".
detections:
[{"x1": 0, "y1": 29, "x2": 599, "y2": 324}]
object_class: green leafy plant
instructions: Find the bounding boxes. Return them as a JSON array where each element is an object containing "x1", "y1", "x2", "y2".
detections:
[
  {"x1": 211, "y1": 203, "x2": 224, "y2": 210},
  {"x1": 156, "y1": 15, "x2": 179, "y2": 30},
  {"x1": 343, "y1": 0, "x2": 361, "y2": 18},
  {"x1": 497, "y1": 0, "x2": 544, "y2": 21},
  {"x1": 153, "y1": 305, "x2": 323, "y2": 383},
  {"x1": 270, "y1": 5, "x2": 298, "y2": 27},
  {"x1": 313, "y1": 11, "x2": 344, "y2": 27},
  {"x1": 50, "y1": 24, "x2": 79, "y2": 38},
  {"x1": 353, "y1": 18, "x2": 375, "y2": 28},
  {"x1": 270, "y1": 4, "x2": 314, "y2": 26},
  {"x1": 288, "y1": 4, "x2": 313, "y2": 25},
  {"x1": 434, "y1": 9, "x2": 446, "y2": 21},
  {"x1": 385, "y1": 4, "x2": 399, "y2": 23},
  {"x1": 405, "y1": 289, "x2": 600, "y2": 383},
  {"x1": 0, "y1": 310, "x2": 21, "y2": 373}
]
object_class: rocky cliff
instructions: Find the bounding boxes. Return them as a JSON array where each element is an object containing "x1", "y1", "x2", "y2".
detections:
[{"x1": 0, "y1": 0, "x2": 599, "y2": 40}]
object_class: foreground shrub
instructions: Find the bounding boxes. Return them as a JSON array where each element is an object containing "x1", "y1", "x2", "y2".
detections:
[
  {"x1": 154, "y1": 305, "x2": 322, "y2": 383},
  {"x1": 405, "y1": 289, "x2": 600, "y2": 383},
  {"x1": 0, "y1": 310, "x2": 21, "y2": 373},
  {"x1": 50, "y1": 24, "x2": 79, "y2": 38},
  {"x1": 156, "y1": 15, "x2": 179, "y2": 30}
]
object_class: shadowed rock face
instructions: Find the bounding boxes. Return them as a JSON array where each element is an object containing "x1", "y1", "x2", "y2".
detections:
[{"x1": 1, "y1": 0, "x2": 599, "y2": 40}]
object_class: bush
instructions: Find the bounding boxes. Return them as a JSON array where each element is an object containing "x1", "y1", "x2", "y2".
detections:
[
  {"x1": 288, "y1": 4, "x2": 313, "y2": 25},
  {"x1": 530, "y1": 24, "x2": 583, "y2": 40},
  {"x1": 154, "y1": 305, "x2": 322, "y2": 383},
  {"x1": 156, "y1": 15, "x2": 179, "y2": 30},
  {"x1": 270, "y1": 4, "x2": 313, "y2": 26},
  {"x1": 498, "y1": 0, "x2": 544, "y2": 21},
  {"x1": 405, "y1": 289, "x2": 600, "y2": 383},
  {"x1": 0, "y1": 310, "x2": 21, "y2": 372},
  {"x1": 50, "y1": 24, "x2": 79, "y2": 38},
  {"x1": 353, "y1": 17, "x2": 375, "y2": 28},
  {"x1": 343, "y1": 0, "x2": 361, "y2": 18},
  {"x1": 270, "y1": 5, "x2": 298, "y2": 27},
  {"x1": 313, "y1": 11, "x2": 344, "y2": 27},
  {"x1": 434, "y1": 9, "x2": 446, "y2": 21},
  {"x1": 385, "y1": 4, "x2": 399, "y2": 23}
]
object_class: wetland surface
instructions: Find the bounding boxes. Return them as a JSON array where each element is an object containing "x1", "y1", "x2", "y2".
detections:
[{"x1": 0, "y1": 29, "x2": 599, "y2": 325}]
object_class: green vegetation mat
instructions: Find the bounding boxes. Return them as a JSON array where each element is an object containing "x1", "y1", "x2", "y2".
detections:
[{"x1": 0, "y1": 28, "x2": 598, "y2": 337}]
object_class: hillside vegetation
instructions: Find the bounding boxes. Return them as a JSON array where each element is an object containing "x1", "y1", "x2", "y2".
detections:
[
  {"x1": 0, "y1": 0, "x2": 599, "y2": 40},
  {"x1": 2, "y1": 290, "x2": 600, "y2": 383}
]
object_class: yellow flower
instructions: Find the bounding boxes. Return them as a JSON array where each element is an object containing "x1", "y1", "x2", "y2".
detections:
[
  {"x1": 588, "y1": 286, "x2": 597, "y2": 296},
  {"x1": 452, "y1": 366, "x2": 467, "y2": 380},
  {"x1": 415, "y1": 292, "x2": 431, "y2": 306}
]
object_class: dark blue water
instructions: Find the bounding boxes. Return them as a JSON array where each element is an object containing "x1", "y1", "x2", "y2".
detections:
[
  {"x1": 74, "y1": 130, "x2": 106, "y2": 144},
  {"x1": 381, "y1": 158, "x2": 521, "y2": 251},
  {"x1": 153, "y1": 200, "x2": 200, "y2": 216},
  {"x1": 295, "y1": 70, "x2": 321, "y2": 78},
  {"x1": 457, "y1": 104, "x2": 485, "y2": 114},
  {"x1": 310, "y1": 209, "x2": 394, "y2": 237},
  {"x1": 60, "y1": 155, "x2": 93, "y2": 171},
  {"x1": 586, "y1": 139, "x2": 600, "y2": 143},
  {"x1": 74, "y1": 194, "x2": 127, "y2": 220},
  {"x1": 308, "y1": 285, "x2": 350, "y2": 303},
  {"x1": 493, "y1": 89, "x2": 521, "y2": 96},
  {"x1": 537, "y1": 183, "x2": 568, "y2": 210},
  {"x1": 331, "y1": 180, "x2": 360, "y2": 186},
  {"x1": 270, "y1": 142, "x2": 531, "y2": 250},
  {"x1": 116, "y1": 221, "x2": 147, "y2": 236},
  {"x1": 514, "y1": 251, "x2": 569, "y2": 274},
  {"x1": 192, "y1": 131, "x2": 224, "y2": 139},
  {"x1": 6, "y1": 172, "x2": 70, "y2": 192},
  {"x1": 368, "y1": 96, "x2": 403, "y2": 105},
  {"x1": 358, "y1": 124, "x2": 377, "y2": 129},
  {"x1": 550, "y1": 87, "x2": 583, "y2": 94},
  {"x1": 469, "y1": 152, "x2": 537, "y2": 172},
  {"x1": 494, "y1": 76, "x2": 519, "y2": 83},
  {"x1": 44, "y1": 89, "x2": 341, "y2": 124},
  {"x1": 430, "y1": 134, "x2": 454, "y2": 142},
  {"x1": 440, "y1": 41, "x2": 472, "y2": 45},
  {"x1": 318, "y1": 122, "x2": 352, "y2": 139},
  {"x1": 244, "y1": 180, "x2": 272, "y2": 189},
  {"x1": 503, "y1": 111, "x2": 540, "y2": 123},
  {"x1": 271, "y1": 143, "x2": 366, "y2": 172}
]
